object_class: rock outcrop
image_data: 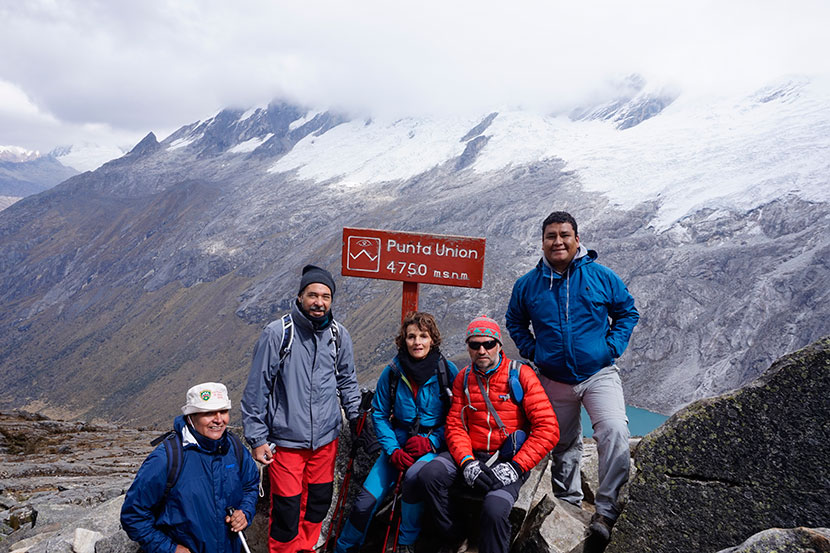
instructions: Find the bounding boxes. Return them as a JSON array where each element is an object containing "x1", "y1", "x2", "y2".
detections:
[
  {"x1": 715, "y1": 527, "x2": 830, "y2": 553},
  {"x1": 606, "y1": 336, "x2": 830, "y2": 553}
]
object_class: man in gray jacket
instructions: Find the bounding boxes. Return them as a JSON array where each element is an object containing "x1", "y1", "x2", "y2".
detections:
[{"x1": 242, "y1": 265, "x2": 361, "y2": 553}]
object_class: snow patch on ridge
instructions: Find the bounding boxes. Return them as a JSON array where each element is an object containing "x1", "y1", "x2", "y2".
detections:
[
  {"x1": 239, "y1": 104, "x2": 268, "y2": 122},
  {"x1": 53, "y1": 143, "x2": 126, "y2": 172},
  {"x1": 270, "y1": 116, "x2": 481, "y2": 187},
  {"x1": 551, "y1": 80, "x2": 830, "y2": 230},
  {"x1": 167, "y1": 135, "x2": 200, "y2": 151},
  {"x1": 267, "y1": 76, "x2": 830, "y2": 230},
  {"x1": 229, "y1": 134, "x2": 274, "y2": 154},
  {"x1": 289, "y1": 110, "x2": 323, "y2": 130},
  {"x1": 0, "y1": 145, "x2": 40, "y2": 162}
]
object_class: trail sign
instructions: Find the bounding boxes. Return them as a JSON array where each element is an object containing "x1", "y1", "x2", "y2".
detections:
[
  {"x1": 341, "y1": 227, "x2": 486, "y2": 319},
  {"x1": 342, "y1": 228, "x2": 486, "y2": 287}
]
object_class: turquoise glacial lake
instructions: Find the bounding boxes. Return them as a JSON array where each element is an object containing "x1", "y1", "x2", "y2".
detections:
[{"x1": 581, "y1": 405, "x2": 669, "y2": 438}]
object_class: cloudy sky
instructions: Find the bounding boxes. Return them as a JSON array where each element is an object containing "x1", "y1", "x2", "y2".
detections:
[{"x1": 2, "y1": 0, "x2": 829, "y2": 154}]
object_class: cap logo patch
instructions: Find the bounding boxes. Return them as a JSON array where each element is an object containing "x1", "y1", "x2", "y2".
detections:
[{"x1": 200, "y1": 390, "x2": 211, "y2": 401}]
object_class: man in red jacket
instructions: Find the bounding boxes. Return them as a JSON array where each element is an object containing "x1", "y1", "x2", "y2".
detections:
[{"x1": 420, "y1": 316, "x2": 559, "y2": 553}]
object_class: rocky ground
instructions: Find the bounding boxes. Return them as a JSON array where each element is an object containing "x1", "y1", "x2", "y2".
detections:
[
  {"x1": 0, "y1": 410, "x2": 618, "y2": 553},
  {"x1": 0, "y1": 411, "x2": 155, "y2": 552},
  {"x1": 2, "y1": 336, "x2": 828, "y2": 553}
]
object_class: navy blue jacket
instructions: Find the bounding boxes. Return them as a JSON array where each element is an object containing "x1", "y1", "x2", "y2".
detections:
[
  {"x1": 120, "y1": 416, "x2": 259, "y2": 553},
  {"x1": 506, "y1": 247, "x2": 639, "y2": 384}
]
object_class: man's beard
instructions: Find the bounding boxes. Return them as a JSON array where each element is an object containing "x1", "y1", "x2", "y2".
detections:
[{"x1": 303, "y1": 304, "x2": 329, "y2": 320}]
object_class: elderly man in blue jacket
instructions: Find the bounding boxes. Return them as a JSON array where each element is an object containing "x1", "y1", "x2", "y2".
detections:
[{"x1": 506, "y1": 211, "x2": 639, "y2": 542}]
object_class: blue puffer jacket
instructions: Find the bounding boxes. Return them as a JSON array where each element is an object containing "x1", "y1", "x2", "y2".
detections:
[
  {"x1": 506, "y1": 247, "x2": 639, "y2": 384},
  {"x1": 120, "y1": 416, "x2": 259, "y2": 553},
  {"x1": 372, "y1": 354, "x2": 459, "y2": 455}
]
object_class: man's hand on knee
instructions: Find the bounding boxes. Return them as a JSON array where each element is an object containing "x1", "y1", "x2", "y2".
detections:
[
  {"x1": 492, "y1": 460, "x2": 523, "y2": 488},
  {"x1": 462, "y1": 459, "x2": 497, "y2": 492}
]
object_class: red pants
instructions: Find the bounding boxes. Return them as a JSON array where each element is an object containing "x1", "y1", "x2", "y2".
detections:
[{"x1": 268, "y1": 439, "x2": 338, "y2": 553}]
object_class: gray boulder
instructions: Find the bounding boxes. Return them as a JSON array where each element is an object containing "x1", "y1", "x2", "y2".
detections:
[
  {"x1": 606, "y1": 336, "x2": 830, "y2": 553},
  {"x1": 716, "y1": 527, "x2": 830, "y2": 553},
  {"x1": 22, "y1": 496, "x2": 128, "y2": 553}
]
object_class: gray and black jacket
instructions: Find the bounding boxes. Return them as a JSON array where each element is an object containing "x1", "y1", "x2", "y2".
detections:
[{"x1": 241, "y1": 301, "x2": 361, "y2": 450}]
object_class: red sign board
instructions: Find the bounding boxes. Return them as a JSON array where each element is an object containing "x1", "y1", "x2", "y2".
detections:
[{"x1": 342, "y1": 227, "x2": 486, "y2": 288}]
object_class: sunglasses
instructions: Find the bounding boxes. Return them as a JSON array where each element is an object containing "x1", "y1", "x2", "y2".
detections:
[{"x1": 467, "y1": 339, "x2": 499, "y2": 351}]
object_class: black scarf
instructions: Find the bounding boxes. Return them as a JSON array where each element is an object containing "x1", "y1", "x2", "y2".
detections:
[
  {"x1": 397, "y1": 347, "x2": 442, "y2": 387},
  {"x1": 296, "y1": 299, "x2": 333, "y2": 330}
]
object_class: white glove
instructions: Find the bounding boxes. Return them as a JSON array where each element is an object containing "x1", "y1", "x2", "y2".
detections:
[
  {"x1": 462, "y1": 459, "x2": 483, "y2": 487},
  {"x1": 492, "y1": 461, "x2": 521, "y2": 487}
]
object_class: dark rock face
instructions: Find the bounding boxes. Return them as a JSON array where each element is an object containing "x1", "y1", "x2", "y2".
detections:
[
  {"x1": 715, "y1": 527, "x2": 830, "y2": 553},
  {"x1": 606, "y1": 336, "x2": 830, "y2": 553}
]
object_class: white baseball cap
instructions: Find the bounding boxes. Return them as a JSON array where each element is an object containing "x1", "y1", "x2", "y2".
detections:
[{"x1": 182, "y1": 382, "x2": 232, "y2": 415}]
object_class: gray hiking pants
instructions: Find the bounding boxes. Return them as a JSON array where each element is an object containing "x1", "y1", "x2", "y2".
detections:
[{"x1": 540, "y1": 365, "x2": 630, "y2": 520}]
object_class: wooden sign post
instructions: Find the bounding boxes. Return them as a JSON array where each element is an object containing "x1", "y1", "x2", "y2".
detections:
[{"x1": 341, "y1": 227, "x2": 486, "y2": 321}]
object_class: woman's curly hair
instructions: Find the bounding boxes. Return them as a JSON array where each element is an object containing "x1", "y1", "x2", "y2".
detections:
[{"x1": 395, "y1": 311, "x2": 442, "y2": 350}]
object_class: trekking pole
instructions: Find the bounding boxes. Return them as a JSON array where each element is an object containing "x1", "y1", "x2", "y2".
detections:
[
  {"x1": 322, "y1": 389, "x2": 375, "y2": 552},
  {"x1": 381, "y1": 472, "x2": 404, "y2": 553},
  {"x1": 225, "y1": 507, "x2": 252, "y2": 553}
]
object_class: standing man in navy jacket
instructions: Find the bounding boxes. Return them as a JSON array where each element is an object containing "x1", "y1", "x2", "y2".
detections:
[{"x1": 505, "y1": 211, "x2": 639, "y2": 542}]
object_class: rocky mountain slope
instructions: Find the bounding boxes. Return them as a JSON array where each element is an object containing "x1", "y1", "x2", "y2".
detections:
[{"x1": 0, "y1": 77, "x2": 828, "y2": 425}]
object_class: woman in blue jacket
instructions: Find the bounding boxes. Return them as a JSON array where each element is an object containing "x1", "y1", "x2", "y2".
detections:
[
  {"x1": 336, "y1": 312, "x2": 458, "y2": 553},
  {"x1": 121, "y1": 382, "x2": 259, "y2": 553}
]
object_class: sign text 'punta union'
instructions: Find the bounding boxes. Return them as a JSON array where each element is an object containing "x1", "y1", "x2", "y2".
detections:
[{"x1": 386, "y1": 238, "x2": 480, "y2": 259}]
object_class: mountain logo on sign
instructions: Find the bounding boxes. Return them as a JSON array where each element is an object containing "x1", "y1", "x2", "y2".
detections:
[{"x1": 347, "y1": 237, "x2": 381, "y2": 272}]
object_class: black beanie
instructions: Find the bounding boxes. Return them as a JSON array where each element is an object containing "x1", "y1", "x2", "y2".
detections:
[{"x1": 298, "y1": 264, "x2": 336, "y2": 297}]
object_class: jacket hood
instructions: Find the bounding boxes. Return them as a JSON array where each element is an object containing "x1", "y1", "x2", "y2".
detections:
[
  {"x1": 174, "y1": 414, "x2": 229, "y2": 454},
  {"x1": 538, "y1": 244, "x2": 594, "y2": 276},
  {"x1": 537, "y1": 245, "x2": 596, "y2": 291}
]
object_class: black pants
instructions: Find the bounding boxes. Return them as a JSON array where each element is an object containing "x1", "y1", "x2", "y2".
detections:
[{"x1": 420, "y1": 451, "x2": 526, "y2": 553}]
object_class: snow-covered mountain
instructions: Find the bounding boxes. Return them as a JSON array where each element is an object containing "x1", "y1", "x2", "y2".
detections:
[
  {"x1": 50, "y1": 142, "x2": 129, "y2": 172},
  {"x1": 0, "y1": 145, "x2": 41, "y2": 163},
  {"x1": 0, "y1": 75, "x2": 827, "y2": 425},
  {"x1": 0, "y1": 146, "x2": 78, "y2": 200}
]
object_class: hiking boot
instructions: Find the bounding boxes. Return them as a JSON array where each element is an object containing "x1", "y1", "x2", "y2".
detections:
[
  {"x1": 395, "y1": 545, "x2": 416, "y2": 553},
  {"x1": 588, "y1": 513, "x2": 615, "y2": 541}
]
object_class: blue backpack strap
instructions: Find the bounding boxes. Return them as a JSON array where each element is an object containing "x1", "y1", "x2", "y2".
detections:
[
  {"x1": 226, "y1": 430, "x2": 245, "y2": 469},
  {"x1": 509, "y1": 360, "x2": 524, "y2": 404},
  {"x1": 160, "y1": 431, "x2": 183, "y2": 506}
]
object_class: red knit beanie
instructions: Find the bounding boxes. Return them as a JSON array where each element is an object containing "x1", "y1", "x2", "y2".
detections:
[{"x1": 466, "y1": 315, "x2": 502, "y2": 343}]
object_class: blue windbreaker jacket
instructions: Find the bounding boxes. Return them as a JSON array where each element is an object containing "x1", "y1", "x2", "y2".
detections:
[
  {"x1": 120, "y1": 416, "x2": 259, "y2": 553},
  {"x1": 506, "y1": 247, "x2": 639, "y2": 384},
  {"x1": 372, "y1": 354, "x2": 459, "y2": 455}
]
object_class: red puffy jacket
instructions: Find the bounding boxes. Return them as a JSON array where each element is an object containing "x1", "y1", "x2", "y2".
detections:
[{"x1": 446, "y1": 355, "x2": 559, "y2": 472}]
